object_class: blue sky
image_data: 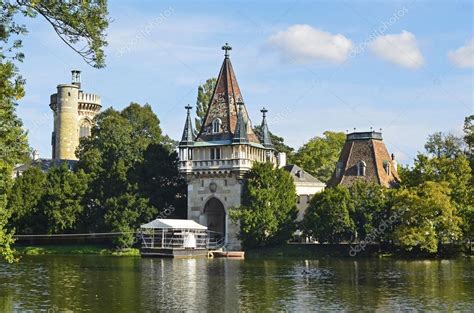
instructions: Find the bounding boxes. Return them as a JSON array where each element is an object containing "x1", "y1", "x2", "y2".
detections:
[{"x1": 15, "y1": 0, "x2": 473, "y2": 164}]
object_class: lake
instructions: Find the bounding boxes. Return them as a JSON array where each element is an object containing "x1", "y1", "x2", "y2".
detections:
[{"x1": 0, "y1": 256, "x2": 472, "y2": 312}]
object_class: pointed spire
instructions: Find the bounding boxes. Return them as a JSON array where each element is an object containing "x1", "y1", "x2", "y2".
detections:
[
  {"x1": 260, "y1": 107, "x2": 273, "y2": 148},
  {"x1": 196, "y1": 43, "x2": 259, "y2": 143},
  {"x1": 233, "y1": 99, "x2": 248, "y2": 144},
  {"x1": 180, "y1": 105, "x2": 194, "y2": 146}
]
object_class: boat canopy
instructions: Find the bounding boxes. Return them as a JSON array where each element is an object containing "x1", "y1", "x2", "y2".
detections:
[{"x1": 140, "y1": 219, "x2": 207, "y2": 230}]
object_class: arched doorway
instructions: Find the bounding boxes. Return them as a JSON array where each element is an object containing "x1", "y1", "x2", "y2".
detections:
[{"x1": 203, "y1": 198, "x2": 226, "y2": 241}]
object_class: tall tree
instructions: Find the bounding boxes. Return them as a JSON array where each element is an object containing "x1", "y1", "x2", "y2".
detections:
[
  {"x1": 424, "y1": 132, "x2": 465, "y2": 158},
  {"x1": 1, "y1": 1, "x2": 108, "y2": 261},
  {"x1": 392, "y1": 182, "x2": 462, "y2": 253},
  {"x1": 7, "y1": 166, "x2": 47, "y2": 234},
  {"x1": 230, "y1": 162, "x2": 298, "y2": 249},
  {"x1": 292, "y1": 131, "x2": 346, "y2": 182},
  {"x1": 303, "y1": 186, "x2": 355, "y2": 243},
  {"x1": 195, "y1": 78, "x2": 217, "y2": 132},
  {"x1": 42, "y1": 164, "x2": 88, "y2": 234}
]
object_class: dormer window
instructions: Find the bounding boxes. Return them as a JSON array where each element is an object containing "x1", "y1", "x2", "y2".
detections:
[
  {"x1": 383, "y1": 160, "x2": 391, "y2": 175},
  {"x1": 357, "y1": 160, "x2": 366, "y2": 176},
  {"x1": 212, "y1": 118, "x2": 222, "y2": 133}
]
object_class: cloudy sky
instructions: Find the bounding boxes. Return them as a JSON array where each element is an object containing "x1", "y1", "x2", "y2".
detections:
[{"x1": 15, "y1": 0, "x2": 473, "y2": 164}]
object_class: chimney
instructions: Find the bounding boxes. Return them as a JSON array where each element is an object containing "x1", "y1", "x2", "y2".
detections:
[
  {"x1": 391, "y1": 153, "x2": 398, "y2": 172},
  {"x1": 32, "y1": 149, "x2": 39, "y2": 161},
  {"x1": 71, "y1": 70, "x2": 81, "y2": 89}
]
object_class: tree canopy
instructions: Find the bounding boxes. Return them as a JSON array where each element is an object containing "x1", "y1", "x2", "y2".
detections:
[
  {"x1": 292, "y1": 131, "x2": 345, "y2": 182},
  {"x1": 195, "y1": 78, "x2": 216, "y2": 132},
  {"x1": 230, "y1": 162, "x2": 298, "y2": 249}
]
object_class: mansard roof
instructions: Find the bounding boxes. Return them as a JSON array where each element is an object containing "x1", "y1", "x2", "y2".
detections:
[
  {"x1": 327, "y1": 131, "x2": 401, "y2": 188},
  {"x1": 195, "y1": 46, "x2": 259, "y2": 143}
]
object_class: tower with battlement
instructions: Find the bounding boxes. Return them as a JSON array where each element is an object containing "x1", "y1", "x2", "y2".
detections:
[{"x1": 49, "y1": 70, "x2": 101, "y2": 160}]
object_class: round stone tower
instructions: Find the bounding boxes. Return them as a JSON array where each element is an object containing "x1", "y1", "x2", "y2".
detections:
[{"x1": 50, "y1": 70, "x2": 101, "y2": 160}]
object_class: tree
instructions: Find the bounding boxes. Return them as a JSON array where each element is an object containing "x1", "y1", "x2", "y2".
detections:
[
  {"x1": 195, "y1": 78, "x2": 216, "y2": 131},
  {"x1": 41, "y1": 164, "x2": 88, "y2": 234},
  {"x1": 253, "y1": 126, "x2": 294, "y2": 156},
  {"x1": 424, "y1": 132, "x2": 465, "y2": 158},
  {"x1": 303, "y1": 186, "x2": 355, "y2": 243},
  {"x1": 1, "y1": 0, "x2": 108, "y2": 261},
  {"x1": 348, "y1": 180, "x2": 389, "y2": 241},
  {"x1": 230, "y1": 162, "x2": 298, "y2": 249},
  {"x1": 392, "y1": 182, "x2": 462, "y2": 253},
  {"x1": 7, "y1": 166, "x2": 46, "y2": 234},
  {"x1": 77, "y1": 103, "x2": 180, "y2": 247},
  {"x1": 131, "y1": 143, "x2": 187, "y2": 219},
  {"x1": 292, "y1": 131, "x2": 345, "y2": 182}
]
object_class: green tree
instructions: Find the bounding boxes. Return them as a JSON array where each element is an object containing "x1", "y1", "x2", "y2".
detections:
[
  {"x1": 392, "y1": 182, "x2": 462, "y2": 253},
  {"x1": 41, "y1": 164, "x2": 88, "y2": 234},
  {"x1": 303, "y1": 186, "x2": 355, "y2": 243},
  {"x1": 230, "y1": 162, "x2": 298, "y2": 249},
  {"x1": 292, "y1": 131, "x2": 346, "y2": 182},
  {"x1": 77, "y1": 103, "x2": 179, "y2": 247},
  {"x1": 131, "y1": 143, "x2": 187, "y2": 219},
  {"x1": 7, "y1": 166, "x2": 46, "y2": 234},
  {"x1": 195, "y1": 78, "x2": 216, "y2": 131},
  {"x1": 349, "y1": 180, "x2": 389, "y2": 241},
  {"x1": 1, "y1": 0, "x2": 108, "y2": 261},
  {"x1": 424, "y1": 132, "x2": 465, "y2": 158}
]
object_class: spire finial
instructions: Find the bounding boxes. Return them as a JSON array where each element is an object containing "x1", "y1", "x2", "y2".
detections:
[
  {"x1": 222, "y1": 42, "x2": 232, "y2": 58},
  {"x1": 261, "y1": 107, "x2": 268, "y2": 117},
  {"x1": 185, "y1": 104, "x2": 192, "y2": 112}
]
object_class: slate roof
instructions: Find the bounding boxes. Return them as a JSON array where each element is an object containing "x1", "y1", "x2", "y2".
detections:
[
  {"x1": 327, "y1": 131, "x2": 400, "y2": 188},
  {"x1": 284, "y1": 164, "x2": 325, "y2": 186}
]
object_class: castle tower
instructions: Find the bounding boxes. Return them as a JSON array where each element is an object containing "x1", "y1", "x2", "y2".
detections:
[
  {"x1": 178, "y1": 44, "x2": 281, "y2": 250},
  {"x1": 50, "y1": 70, "x2": 101, "y2": 160},
  {"x1": 327, "y1": 131, "x2": 400, "y2": 188}
]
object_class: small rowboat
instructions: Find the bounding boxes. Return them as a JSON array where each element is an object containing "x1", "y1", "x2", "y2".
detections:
[{"x1": 211, "y1": 251, "x2": 245, "y2": 258}]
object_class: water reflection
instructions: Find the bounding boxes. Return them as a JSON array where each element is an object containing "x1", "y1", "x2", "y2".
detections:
[{"x1": 0, "y1": 256, "x2": 472, "y2": 311}]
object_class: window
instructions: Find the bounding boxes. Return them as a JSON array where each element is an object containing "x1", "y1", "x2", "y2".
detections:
[
  {"x1": 383, "y1": 160, "x2": 391, "y2": 175},
  {"x1": 79, "y1": 120, "x2": 92, "y2": 138},
  {"x1": 357, "y1": 160, "x2": 366, "y2": 176},
  {"x1": 224, "y1": 179, "x2": 228, "y2": 186},
  {"x1": 188, "y1": 149, "x2": 193, "y2": 160},
  {"x1": 336, "y1": 161, "x2": 343, "y2": 178},
  {"x1": 212, "y1": 118, "x2": 222, "y2": 133},
  {"x1": 210, "y1": 148, "x2": 221, "y2": 160}
]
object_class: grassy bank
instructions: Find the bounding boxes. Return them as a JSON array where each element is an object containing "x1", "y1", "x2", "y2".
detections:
[{"x1": 14, "y1": 245, "x2": 140, "y2": 257}]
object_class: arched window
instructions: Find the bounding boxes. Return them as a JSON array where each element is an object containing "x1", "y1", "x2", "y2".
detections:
[
  {"x1": 357, "y1": 160, "x2": 366, "y2": 176},
  {"x1": 212, "y1": 118, "x2": 222, "y2": 133},
  {"x1": 79, "y1": 120, "x2": 92, "y2": 138}
]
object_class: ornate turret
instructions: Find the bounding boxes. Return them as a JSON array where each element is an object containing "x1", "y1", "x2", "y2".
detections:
[
  {"x1": 180, "y1": 105, "x2": 194, "y2": 146},
  {"x1": 260, "y1": 107, "x2": 273, "y2": 148},
  {"x1": 232, "y1": 100, "x2": 248, "y2": 144}
]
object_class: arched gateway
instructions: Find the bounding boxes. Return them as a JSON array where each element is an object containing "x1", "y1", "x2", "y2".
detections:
[{"x1": 203, "y1": 198, "x2": 226, "y2": 239}]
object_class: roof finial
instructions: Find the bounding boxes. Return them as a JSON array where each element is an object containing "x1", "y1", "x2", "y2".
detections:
[
  {"x1": 222, "y1": 42, "x2": 232, "y2": 58},
  {"x1": 185, "y1": 104, "x2": 192, "y2": 113},
  {"x1": 261, "y1": 107, "x2": 268, "y2": 118}
]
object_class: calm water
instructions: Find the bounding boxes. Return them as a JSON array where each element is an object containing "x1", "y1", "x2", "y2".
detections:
[{"x1": 0, "y1": 256, "x2": 472, "y2": 312}]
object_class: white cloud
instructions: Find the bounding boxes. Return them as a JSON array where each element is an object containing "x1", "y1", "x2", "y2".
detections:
[
  {"x1": 370, "y1": 31, "x2": 424, "y2": 69},
  {"x1": 448, "y1": 39, "x2": 474, "y2": 68},
  {"x1": 268, "y1": 24, "x2": 353, "y2": 64}
]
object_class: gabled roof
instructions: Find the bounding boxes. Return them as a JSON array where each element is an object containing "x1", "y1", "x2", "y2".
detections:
[
  {"x1": 14, "y1": 158, "x2": 77, "y2": 174},
  {"x1": 195, "y1": 49, "x2": 259, "y2": 143},
  {"x1": 284, "y1": 164, "x2": 325, "y2": 186},
  {"x1": 140, "y1": 219, "x2": 207, "y2": 230}
]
